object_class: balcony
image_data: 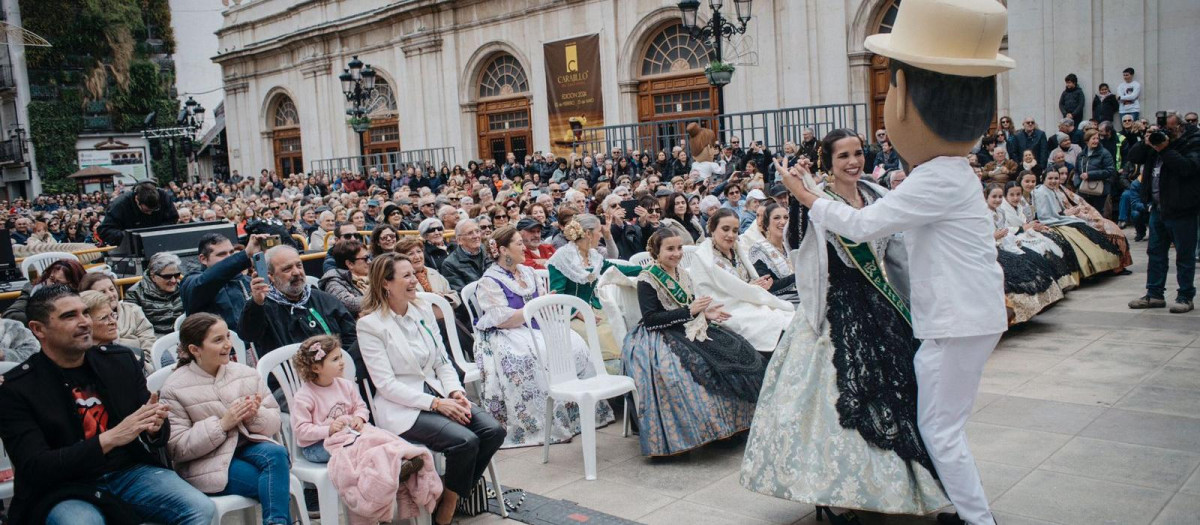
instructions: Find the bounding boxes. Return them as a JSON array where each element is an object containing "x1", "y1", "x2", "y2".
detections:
[
  {"x1": 0, "y1": 65, "x2": 14, "y2": 92},
  {"x1": 82, "y1": 114, "x2": 113, "y2": 131},
  {"x1": 0, "y1": 136, "x2": 24, "y2": 165}
]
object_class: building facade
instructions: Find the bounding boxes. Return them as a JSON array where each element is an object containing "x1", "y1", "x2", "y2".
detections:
[
  {"x1": 213, "y1": 0, "x2": 1200, "y2": 177},
  {"x1": 2, "y1": 0, "x2": 36, "y2": 200}
]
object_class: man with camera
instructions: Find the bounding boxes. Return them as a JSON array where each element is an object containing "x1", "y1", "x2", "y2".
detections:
[
  {"x1": 1127, "y1": 113, "x2": 1200, "y2": 314},
  {"x1": 180, "y1": 233, "x2": 270, "y2": 332}
]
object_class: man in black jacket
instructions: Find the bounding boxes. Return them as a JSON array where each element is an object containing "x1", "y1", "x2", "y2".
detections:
[
  {"x1": 0, "y1": 285, "x2": 215, "y2": 525},
  {"x1": 96, "y1": 181, "x2": 179, "y2": 247},
  {"x1": 441, "y1": 219, "x2": 491, "y2": 291},
  {"x1": 1127, "y1": 114, "x2": 1200, "y2": 313},
  {"x1": 180, "y1": 233, "x2": 264, "y2": 332},
  {"x1": 1059, "y1": 73, "x2": 1085, "y2": 122}
]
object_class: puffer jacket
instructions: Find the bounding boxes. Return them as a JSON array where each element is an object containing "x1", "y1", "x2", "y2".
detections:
[
  {"x1": 326, "y1": 424, "x2": 440, "y2": 524},
  {"x1": 115, "y1": 301, "x2": 156, "y2": 360},
  {"x1": 123, "y1": 274, "x2": 183, "y2": 336},
  {"x1": 0, "y1": 318, "x2": 40, "y2": 362},
  {"x1": 319, "y1": 268, "x2": 365, "y2": 317},
  {"x1": 160, "y1": 361, "x2": 281, "y2": 493}
]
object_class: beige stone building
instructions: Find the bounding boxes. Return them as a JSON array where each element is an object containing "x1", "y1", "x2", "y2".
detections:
[{"x1": 212, "y1": 0, "x2": 1200, "y2": 176}]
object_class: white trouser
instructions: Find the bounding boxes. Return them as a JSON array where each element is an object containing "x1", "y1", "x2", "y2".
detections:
[{"x1": 914, "y1": 333, "x2": 1003, "y2": 525}]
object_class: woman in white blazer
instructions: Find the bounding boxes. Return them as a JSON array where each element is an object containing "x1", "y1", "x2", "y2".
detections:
[{"x1": 357, "y1": 253, "x2": 505, "y2": 525}]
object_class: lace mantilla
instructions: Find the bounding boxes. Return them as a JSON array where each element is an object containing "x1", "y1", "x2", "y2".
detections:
[{"x1": 546, "y1": 243, "x2": 603, "y2": 284}]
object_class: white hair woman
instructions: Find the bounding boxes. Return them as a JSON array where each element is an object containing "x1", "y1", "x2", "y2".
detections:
[
  {"x1": 546, "y1": 214, "x2": 643, "y2": 371},
  {"x1": 124, "y1": 252, "x2": 184, "y2": 336}
]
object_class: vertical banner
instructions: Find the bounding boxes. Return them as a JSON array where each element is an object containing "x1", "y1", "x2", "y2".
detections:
[{"x1": 544, "y1": 34, "x2": 604, "y2": 157}]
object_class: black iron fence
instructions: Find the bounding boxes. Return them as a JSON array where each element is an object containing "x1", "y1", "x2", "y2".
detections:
[
  {"x1": 309, "y1": 147, "x2": 457, "y2": 175},
  {"x1": 0, "y1": 65, "x2": 14, "y2": 90},
  {"x1": 0, "y1": 136, "x2": 23, "y2": 164},
  {"x1": 571, "y1": 103, "x2": 866, "y2": 157}
]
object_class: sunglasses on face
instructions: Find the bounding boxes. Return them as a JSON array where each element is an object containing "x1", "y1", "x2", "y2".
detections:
[
  {"x1": 157, "y1": 272, "x2": 182, "y2": 280},
  {"x1": 353, "y1": 255, "x2": 370, "y2": 262},
  {"x1": 426, "y1": 227, "x2": 444, "y2": 233},
  {"x1": 379, "y1": 234, "x2": 397, "y2": 242},
  {"x1": 492, "y1": 215, "x2": 505, "y2": 220},
  {"x1": 341, "y1": 233, "x2": 361, "y2": 240},
  {"x1": 506, "y1": 203, "x2": 519, "y2": 209}
]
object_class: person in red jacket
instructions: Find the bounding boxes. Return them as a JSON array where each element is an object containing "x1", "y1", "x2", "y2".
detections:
[{"x1": 517, "y1": 218, "x2": 555, "y2": 269}]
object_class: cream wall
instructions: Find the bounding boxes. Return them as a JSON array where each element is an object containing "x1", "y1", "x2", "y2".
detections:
[{"x1": 213, "y1": 0, "x2": 1200, "y2": 176}]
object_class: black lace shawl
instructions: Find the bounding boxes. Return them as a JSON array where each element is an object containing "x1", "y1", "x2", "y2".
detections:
[{"x1": 824, "y1": 243, "x2": 937, "y2": 478}]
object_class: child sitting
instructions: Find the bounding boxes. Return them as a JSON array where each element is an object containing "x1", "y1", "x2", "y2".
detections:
[{"x1": 290, "y1": 335, "x2": 439, "y2": 523}]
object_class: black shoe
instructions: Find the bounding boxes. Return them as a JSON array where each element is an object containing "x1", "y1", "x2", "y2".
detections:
[
  {"x1": 1116, "y1": 269, "x2": 1133, "y2": 276},
  {"x1": 937, "y1": 512, "x2": 967, "y2": 524},
  {"x1": 1118, "y1": 221, "x2": 1127, "y2": 229},
  {"x1": 815, "y1": 506, "x2": 860, "y2": 524}
]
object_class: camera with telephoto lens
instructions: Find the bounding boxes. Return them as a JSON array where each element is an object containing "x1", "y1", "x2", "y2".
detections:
[{"x1": 1149, "y1": 131, "x2": 1169, "y2": 147}]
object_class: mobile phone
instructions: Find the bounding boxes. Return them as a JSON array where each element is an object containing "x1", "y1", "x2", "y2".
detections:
[
  {"x1": 620, "y1": 199, "x2": 638, "y2": 218},
  {"x1": 252, "y1": 252, "x2": 270, "y2": 280},
  {"x1": 262, "y1": 235, "x2": 281, "y2": 249}
]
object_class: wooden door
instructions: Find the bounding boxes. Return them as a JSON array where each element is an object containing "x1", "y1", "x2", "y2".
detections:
[
  {"x1": 477, "y1": 98, "x2": 531, "y2": 166},
  {"x1": 635, "y1": 73, "x2": 718, "y2": 154},
  {"x1": 273, "y1": 128, "x2": 303, "y2": 176},
  {"x1": 869, "y1": 55, "x2": 890, "y2": 135}
]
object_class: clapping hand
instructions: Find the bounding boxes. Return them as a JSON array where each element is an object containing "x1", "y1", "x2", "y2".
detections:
[
  {"x1": 145, "y1": 393, "x2": 168, "y2": 435},
  {"x1": 219, "y1": 397, "x2": 257, "y2": 432},
  {"x1": 752, "y1": 275, "x2": 773, "y2": 290},
  {"x1": 329, "y1": 419, "x2": 347, "y2": 435},
  {"x1": 689, "y1": 296, "x2": 714, "y2": 316},
  {"x1": 703, "y1": 304, "x2": 731, "y2": 322},
  {"x1": 99, "y1": 401, "x2": 167, "y2": 452}
]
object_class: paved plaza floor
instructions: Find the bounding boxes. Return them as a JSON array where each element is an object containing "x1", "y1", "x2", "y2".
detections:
[{"x1": 463, "y1": 248, "x2": 1200, "y2": 525}]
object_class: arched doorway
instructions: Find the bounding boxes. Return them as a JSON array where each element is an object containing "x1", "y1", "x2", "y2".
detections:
[
  {"x1": 269, "y1": 94, "x2": 303, "y2": 176},
  {"x1": 867, "y1": 0, "x2": 901, "y2": 135},
  {"x1": 636, "y1": 22, "x2": 716, "y2": 152},
  {"x1": 475, "y1": 54, "x2": 532, "y2": 166},
  {"x1": 362, "y1": 76, "x2": 400, "y2": 170}
]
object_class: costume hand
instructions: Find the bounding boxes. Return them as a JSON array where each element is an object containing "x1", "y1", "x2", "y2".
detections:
[
  {"x1": 753, "y1": 275, "x2": 773, "y2": 290},
  {"x1": 329, "y1": 419, "x2": 347, "y2": 435},
  {"x1": 99, "y1": 403, "x2": 160, "y2": 451},
  {"x1": 690, "y1": 296, "x2": 714, "y2": 316},
  {"x1": 782, "y1": 164, "x2": 819, "y2": 208},
  {"x1": 250, "y1": 276, "x2": 269, "y2": 305},
  {"x1": 704, "y1": 305, "x2": 731, "y2": 322}
]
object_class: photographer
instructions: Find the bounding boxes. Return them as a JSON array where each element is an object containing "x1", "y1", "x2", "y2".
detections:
[
  {"x1": 180, "y1": 233, "x2": 268, "y2": 332},
  {"x1": 1127, "y1": 113, "x2": 1200, "y2": 314}
]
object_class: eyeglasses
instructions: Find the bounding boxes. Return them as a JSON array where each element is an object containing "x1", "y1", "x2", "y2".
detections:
[
  {"x1": 1188, "y1": 118, "x2": 1199, "y2": 124},
  {"x1": 648, "y1": 208, "x2": 662, "y2": 214},
  {"x1": 340, "y1": 233, "x2": 361, "y2": 240},
  {"x1": 93, "y1": 312, "x2": 118, "y2": 323},
  {"x1": 157, "y1": 272, "x2": 182, "y2": 281},
  {"x1": 506, "y1": 203, "x2": 519, "y2": 209},
  {"x1": 493, "y1": 214, "x2": 506, "y2": 220},
  {"x1": 425, "y1": 227, "x2": 444, "y2": 233},
  {"x1": 379, "y1": 234, "x2": 397, "y2": 241},
  {"x1": 353, "y1": 255, "x2": 370, "y2": 262}
]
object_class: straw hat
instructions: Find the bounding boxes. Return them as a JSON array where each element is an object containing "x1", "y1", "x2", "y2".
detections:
[{"x1": 864, "y1": 0, "x2": 1015, "y2": 77}]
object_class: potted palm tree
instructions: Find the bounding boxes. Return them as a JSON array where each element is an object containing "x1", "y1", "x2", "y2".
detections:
[{"x1": 704, "y1": 60, "x2": 735, "y2": 87}]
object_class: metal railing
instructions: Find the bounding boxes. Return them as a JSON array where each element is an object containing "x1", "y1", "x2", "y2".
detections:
[
  {"x1": 0, "y1": 136, "x2": 24, "y2": 165},
  {"x1": 571, "y1": 103, "x2": 867, "y2": 157},
  {"x1": 82, "y1": 115, "x2": 113, "y2": 131},
  {"x1": 0, "y1": 65, "x2": 14, "y2": 90},
  {"x1": 310, "y1": 147, "x2": 457, "y2": 175}
]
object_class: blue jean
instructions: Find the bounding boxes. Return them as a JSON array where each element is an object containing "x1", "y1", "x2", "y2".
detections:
[
  {"x1": 1145, "y1": 208, "x2": 1198, "y2": 302},
  {"x1": 215, "y1": 441, "x2": 292, "y2": 525},
  {"x1": 301, "y1": 441, "x2": 330, "y2": 463},
  {"x1": 46, "y1": 464, "x2": 216, "y2": 525},
  {"x1": 1118, "y1": 182, "x2": 1145, "y2": 222}
]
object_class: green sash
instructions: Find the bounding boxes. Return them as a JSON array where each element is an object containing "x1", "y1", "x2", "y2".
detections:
[
  {"x1": 647, "y1": 264, "x2": 693, "y2": 308},
  {"x1": 823, "y1": 189, "x2": 912, "y2": 325}
]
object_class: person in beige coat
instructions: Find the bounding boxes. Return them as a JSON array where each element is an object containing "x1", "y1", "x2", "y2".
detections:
[
  {"x1": 159, "y1": 313, "x2": 293, "y2": 525},
  {"x1": 80, "y1": 273, "x2": 156, "y2": 372}
]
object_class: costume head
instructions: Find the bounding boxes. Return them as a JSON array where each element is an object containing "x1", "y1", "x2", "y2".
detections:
[
  {"x1": 864, "y1": 0, "x2": 1014, "y2": 164},
  {"x1": 686, "y1": 122, "x2": 717, "y2": 163}
]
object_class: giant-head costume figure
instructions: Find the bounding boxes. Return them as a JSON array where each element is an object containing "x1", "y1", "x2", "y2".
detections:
[{"x1": 864, "y1": 0, "x2": 1014, "y2": 167}]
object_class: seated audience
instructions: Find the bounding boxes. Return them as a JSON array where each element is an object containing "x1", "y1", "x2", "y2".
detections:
[
  {"x1": 660, "y1": 191, "x2": 704, "y2": 243},
  {"x1": 3, "y1": 258, "x2": 87, "y2": 324},
  {"x1": 517, "y1": 218, "x2": 555, "y2": 269},
  {"x1": 984, "y1": 184, "x2": 1069, "y2": 323},
  {"x1": 546, "y1": 215, "x2": 643, "y2": 369},
  {"x1": 0, "y1": 318, "x2": 40, "y2": 363},
  {"x1": 420, "y1": 218, "x2": 451, "y2": 271},
  {"x1": 124, "y1": 252, "x2": 185, "y2": 336},
  {"x1": 356, "y1": 254, "x2": 504, "y2": 525},
  {"x1": 79, "y1": 290, "x2": 144, "y2": 362},
  {"x1": 80, "y1": 273, "x2": 156, "y2": 364},
  {"x1": 370, "y1": 224, "x2": 399, "y2": 256},
  {"x1": 1033, "y1": 167, "x2": 1127, "y2": 279},
  {"x1": 240, "y1": 245, "x2": 358, "y2": 361},
  {"x1": 180, "y1": 233, "x2": 265, "y2": 332},
  {"x1": 319, "y1": 238, "x2": 370, "y2": 316},
  {"x1": 441, "y1": 219, "x2": 490, "y2": 290},
  {"x1": 160, "y1": 313, "x2": 291, "y2": 525},
  {"x1": 0, "y1": 285, "x2": 215, "y2": 525},
  {"x1": 623, "y1": 229, "x2": 765, "y2": 456},
  {"x1": 748, "y1": 202, "x2": 799, "y2": 303},
  {"x1": 474, "y1": 226, "x2": 614, "y2": 447},
  {"x1": 685, "y1": 208, "x2": 794, "y2": 353}
]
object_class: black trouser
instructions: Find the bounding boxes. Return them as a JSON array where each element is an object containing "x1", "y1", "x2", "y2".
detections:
[{"x1": 400, "y1": 405, "x2": 506, "y2": 496}]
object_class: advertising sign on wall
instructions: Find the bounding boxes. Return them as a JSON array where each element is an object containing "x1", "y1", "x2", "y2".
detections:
[{"x1": 544, "y1": 34, "x2": 605, "y2": 156}]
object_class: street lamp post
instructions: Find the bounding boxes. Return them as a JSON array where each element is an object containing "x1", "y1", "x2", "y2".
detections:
[
  {"x1": 339, "y1": 55, "x2": 377, "y2": 177},
  {"x1": 677, "y1": 0, "x2": 753, "y2": 119}
]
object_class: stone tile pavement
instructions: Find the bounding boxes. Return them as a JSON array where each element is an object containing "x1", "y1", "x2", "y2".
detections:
[{"x1": 462, "y1": 247, "x2": 1200, "y2": 525}]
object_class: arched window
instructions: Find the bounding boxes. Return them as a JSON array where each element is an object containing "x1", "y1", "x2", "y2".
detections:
[
  {"x1": 367, "y1": 77, "x2": 398, "y2": 117},
  {"x1": 868, "y1": 0, "x2": 902, "y2": 133},
  {"x1": 641, "y1": 23, "x2": 711, "y2": 77},
  {"x1": 876, "y1": 0, "x2": 901, "y2": 34},
  {"x1": 478, "y1": 55, "x2": 529, "y2": 99},
  {"x1": 273, "y1": 96, "x2": 299, "y2": 128}
]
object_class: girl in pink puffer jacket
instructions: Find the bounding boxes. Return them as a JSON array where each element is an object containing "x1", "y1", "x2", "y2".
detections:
[{"x1": 291, "y1": 336, "x2": 440, "y2": 523}]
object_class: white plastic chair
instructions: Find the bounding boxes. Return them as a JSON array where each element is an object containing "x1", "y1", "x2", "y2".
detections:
[
  {"x1": 305, "y1": 275, "x2": 320, "y2": 289},
  {"x1": 523, "y1": 295, "x2": 636, "y2": 481},
  {"x1": 257, "y1": 343, "x2": 357, "y2": 525},
  {"x1": 629, "y1": 251, "x2": 653, "y2": 267},
  {"x1": 146, "y1": 364, "x2": 176, "y2": 392},
  {"x1": 0, "y1": 358, "x2": 14, "y2": 504},
  {"x1": 461, "y1": 280, "x2": 482, "y2": 328},
  {"x1": 418, "y1": 292, "x2": 480, "y2": 389},
  {"x1": 151, "y1": 331, "x2": 248, "y2": 370},
  {"x1": 18, "y1": 252, "x2": 78, "y2": 280},
  {"x1": 681, "y1": 245, "x2": 698, "y2": 268},
  {"x1": 534, "y1": 268, "x2": 549, "y2": 293},
  {"x1": 173, "y1": 314, "x2": 186, "y2": 332}
]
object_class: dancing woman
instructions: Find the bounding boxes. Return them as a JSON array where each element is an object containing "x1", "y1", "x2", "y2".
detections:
[{"x1": 741, "y1": 130, "x2": 949, "y2": 518}]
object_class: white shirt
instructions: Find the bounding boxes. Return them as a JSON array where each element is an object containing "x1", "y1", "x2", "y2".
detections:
[
  {"x1": 1117, "y1": 80, "x2": 1141, "y2": 114},
  {"x1": 809, "y1": 156, "x2": 1007, "y2": 339}
]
